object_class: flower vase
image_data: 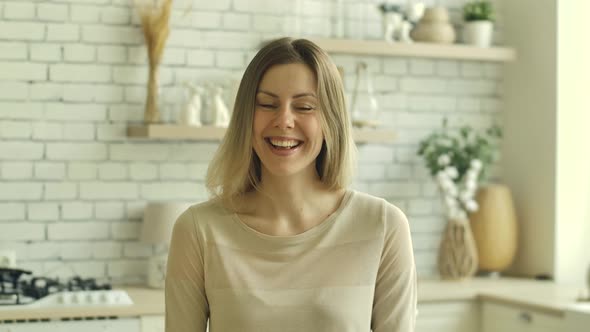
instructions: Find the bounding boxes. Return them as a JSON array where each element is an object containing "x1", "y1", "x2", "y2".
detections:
[
  {"x1": 469, "y1": 184, "x2": 517, "y2": 273},
  {"x1": 438, "y1": 217, "x2": 479, "y2": 280},
  {"x1": 145, "y1": 65, "x2": 161, "y2": 123}
]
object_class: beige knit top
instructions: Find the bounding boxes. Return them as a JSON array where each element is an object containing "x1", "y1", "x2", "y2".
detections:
[{"x1": 165, "y1": 189, "x2": 417, "y2": 332}]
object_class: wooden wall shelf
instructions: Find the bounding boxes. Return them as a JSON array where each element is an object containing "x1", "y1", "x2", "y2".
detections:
[
  {"x1": 302, "y1": 37, "x2": 516, "y2": 62},
  {"x1": 126, "y1": 124, "x2": 396, "y2": 144}
]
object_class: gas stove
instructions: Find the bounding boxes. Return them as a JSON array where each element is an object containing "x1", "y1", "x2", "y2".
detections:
[{"x1": 0, "y1": 267, "x2": 133, "y2": 309}]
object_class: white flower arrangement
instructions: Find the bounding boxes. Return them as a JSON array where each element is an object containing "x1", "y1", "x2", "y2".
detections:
[{"x1": 417, "y1": 118, "x2": 502, "y2": 221}]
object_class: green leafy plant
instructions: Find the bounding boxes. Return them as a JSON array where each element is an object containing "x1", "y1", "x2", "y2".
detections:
[
  {"x1": 463, "y1": 1, "x2": 494, "y2": 22},
  {"x1": 417, "y1": 118, "x2": 502, "y2": 181},
  {"x1": 417, "y1": 118, "x2": 502, "y2": 220},
  {"x1": 378, "y1": 3, "x2": 401, "y2": 14}
]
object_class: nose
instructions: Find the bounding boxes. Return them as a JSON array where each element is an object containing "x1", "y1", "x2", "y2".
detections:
[{"x1": 273, "y1": 103, "x2": 295, "y2": 129}]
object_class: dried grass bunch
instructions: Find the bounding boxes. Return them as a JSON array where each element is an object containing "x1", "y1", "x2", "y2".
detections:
[{"x1": 133, "y1": 0, "x2": 174, "y2": 123}]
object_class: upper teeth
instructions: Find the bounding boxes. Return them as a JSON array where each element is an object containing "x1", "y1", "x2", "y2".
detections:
[{"x1": 269, "y1": 139, "x2": 300, "y2": 147}]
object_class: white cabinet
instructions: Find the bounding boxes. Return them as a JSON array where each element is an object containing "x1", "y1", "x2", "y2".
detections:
[
  {"x1": 565, "y1": 308, "x2": 590, "y2": 332},
  {"x1": 140, "y1": 315, "x2": 164, "y2": 332},
  {"x1": 140, "y1": 315, "x2": 210, "y2": 332},
  {"x1": 416, "y1": 300, "x2": 480, "y2": 332},
  {"x1": 0, "y1": 318, "x2": 141, "y2": 332},
  {"x1": 481, "y1": 302, "x2": 564, "y2": 332}
]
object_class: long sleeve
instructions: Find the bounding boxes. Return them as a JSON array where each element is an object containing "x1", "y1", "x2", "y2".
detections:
[
  {"x1": 371, "y1": 202, "x2": 418, "y2": 332},
  {"x1": 165, "y1": 208, "x2": 209, "y2": 332}
]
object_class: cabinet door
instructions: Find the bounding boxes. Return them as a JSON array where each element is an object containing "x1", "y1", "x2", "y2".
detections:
[
  {"x1": 482, "y1": 302, "x2": 564, "y2": 332},
  {"x1": 416, "y1": 301, "x2": 480, "y2": 332},
  {"x1": 141, "y1": 316, "x2": 210, "y2": 332},
  {"x1": 564, "y1": 309, "x2": 590, "y2": 332},
  {"x1": 140, "y1": 315, "x2": 165, "y2": 332},
  {"x1": 0, "y1": 318, "x2": 141, "y2": 332}
]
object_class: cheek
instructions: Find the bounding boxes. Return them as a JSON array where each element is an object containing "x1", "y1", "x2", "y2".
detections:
[
  {"x1": 308, "y1": 117, "x2": 324, "y2": 142},
  {"x1": 251, "y1": 112, "x2": 268, "y2": 151},
  {"x1": 252, "y1": 112, "x2": 264, "y2": 138}
]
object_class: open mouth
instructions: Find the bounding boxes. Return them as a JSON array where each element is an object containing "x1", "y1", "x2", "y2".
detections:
[{"x1": 265, "y1": 138, "x2": 303, "y2": 150}]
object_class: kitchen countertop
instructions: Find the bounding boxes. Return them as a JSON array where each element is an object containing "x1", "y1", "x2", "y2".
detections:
[
  {"x1": 419, "y1": 277, "x2": 585, "y2": 317},
  {"x1": 0, "y1": 278, "x2": 587, "y2": 321},
  {"x1": 0, "y1": 287, "x2": 164, "y2": 321}
]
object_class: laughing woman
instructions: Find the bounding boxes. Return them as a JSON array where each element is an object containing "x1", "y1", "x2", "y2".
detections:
[{"x1": 165, "y1": 37, "x2": 417, "y2": 332}]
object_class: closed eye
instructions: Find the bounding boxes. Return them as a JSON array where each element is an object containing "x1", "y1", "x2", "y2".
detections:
[{"x1": 256, "y1": 104, "x2": 315, "y2": 111}]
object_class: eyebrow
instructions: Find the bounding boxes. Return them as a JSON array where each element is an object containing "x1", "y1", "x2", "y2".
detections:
[{"x1": 257, "y1": 90, "x2": 317, "y2": 99}]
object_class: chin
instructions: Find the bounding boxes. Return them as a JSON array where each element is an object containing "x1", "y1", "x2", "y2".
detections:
[{"x1": 263, "y1": 163, "x2": 317, "y2": 178}]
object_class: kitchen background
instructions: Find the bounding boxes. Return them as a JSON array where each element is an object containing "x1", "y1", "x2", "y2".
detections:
[{"x1": 0, "y1": 0, "x2": 505, "y2": 284}]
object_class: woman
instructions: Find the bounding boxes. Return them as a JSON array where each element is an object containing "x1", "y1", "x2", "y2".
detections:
[{"x1": 166, "y1": 37, "x2": 417, "y2": 332}]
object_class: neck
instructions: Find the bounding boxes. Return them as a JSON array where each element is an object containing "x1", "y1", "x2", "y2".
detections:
[
  {"x1": 256, "y1": 164, "x2": 324, "y2": 216},
  {"x1": 247, "y1": 166, "x2": 344, "y2": 233}
]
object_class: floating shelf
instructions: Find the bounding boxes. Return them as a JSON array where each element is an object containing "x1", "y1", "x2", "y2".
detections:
[
  {"x1": 127, "y1": 124, "x2": 396, "y2": 144},
  {"x1": 304, "y1": 37, "x2": 516, "y2": 62}
]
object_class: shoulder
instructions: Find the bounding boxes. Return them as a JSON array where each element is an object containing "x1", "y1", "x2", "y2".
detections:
[
  {"x1": 173, "y1": 198, "x2": 229, "y2": 232},
  {"x1": 350, "y1": 190, "x2": 410, "y2": 235}
]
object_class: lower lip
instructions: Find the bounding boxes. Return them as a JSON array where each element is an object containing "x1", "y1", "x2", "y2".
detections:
[{"x1": 267, "y1": 140, "x2": 303, "y2": 156}]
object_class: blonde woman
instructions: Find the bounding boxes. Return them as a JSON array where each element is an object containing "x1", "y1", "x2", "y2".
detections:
[{"x1": 165, "y1": 37, "x2": 417, "y2": 332}]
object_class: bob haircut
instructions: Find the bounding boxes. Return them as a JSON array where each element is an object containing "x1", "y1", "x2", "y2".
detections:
[{"x1": 206, "y1": 37, "x2": 357, "y2": 210}]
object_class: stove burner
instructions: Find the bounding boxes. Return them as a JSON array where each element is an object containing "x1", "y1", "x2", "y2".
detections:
[
  {"x1": 0, "y1": 267, "x2": 113, "y2": 306},
  {"x1": 67, "y1": 276, "x2": 111, "y2": 291},
  {"x1": 0, "y1": 267, "x2": 32, "y2": 305},
  {"x1": 21, "y1": 276, "x2": 63, "y2": 300}
]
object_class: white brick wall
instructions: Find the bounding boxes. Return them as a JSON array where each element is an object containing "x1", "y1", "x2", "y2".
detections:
[
  {"x1": 0, "y1": 62, "x2": 47, "y2": 81},
  {"x1": 30, "y1": 83, "x2": 63, "y2": 100},
  {"x1": 28, "y1": 202, "x2": 59, "y2": 220},
  {"x1": 71, "y1": 5, "x2": 100, "y2": 23},
  {"x1": 0, "y1": 42, "x2": 28, "y2": 60},
  {"x1": 34, "y1": 162, "x2": 66, "y2": 179},
  {"x1": 4, "y1": 2, "x2": 36, "y2": 20},
  {"x1": 0, "y1": 223, "x2": 45, "y2": 240},
  {"x1": 0, "y1": 0, "x2": 505, "y2": 282},
  {"x1": 0, "y1": 82, "x2": 28, "y2": 100},
  {"x1": 48, "y1": 222, "x2": 109, "y2": 240},
  {"x1": 44, "y1": 182, "x2": 77, "y2": 200},
  {"x1": 0, "y1": 203, "x2": 26, "y2": 220},
  {"x1": 0, "y1": 22, "x2": 45, "y2": 40},
  {"x1": 37, "y1": 3, "x2": 69, "y2": 22},
  {"x1": 95, "y1": 202, "x2": 125, "y2": 220},
  {"x1": 1, "y1": 162, "x2": 34, "y2": 179},
  {"x1": 47, "y1": 24, "x2": 80, "y2": 41}
]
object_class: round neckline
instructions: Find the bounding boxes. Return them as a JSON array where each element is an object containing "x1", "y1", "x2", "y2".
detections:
[{"x1": 232, "y1": 189, "x2": 355, "y2": 244}]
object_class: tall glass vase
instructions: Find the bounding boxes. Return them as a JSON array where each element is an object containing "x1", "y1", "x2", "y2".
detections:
[{"x1": 350, "y1": 61, "x2": 380, "y2": 128}]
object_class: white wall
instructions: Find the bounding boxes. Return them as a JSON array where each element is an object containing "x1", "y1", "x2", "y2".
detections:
[
  {"x1": 0, "y1": 0, "x2": 504, "y2": 284},
  {"x1": 502, "y1": 0, "x2": 557, "y2": 278},
  {"x1": 555, "y1": 0, "x2": 590, "y2": 286},
  {"x1": 503, "y1": 0, "x2": 590, "y2": 286}
]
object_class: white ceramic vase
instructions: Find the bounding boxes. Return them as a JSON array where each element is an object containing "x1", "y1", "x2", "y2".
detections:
[{"x1": 463, "y1": 20, "x2": 493, "y2": 47}]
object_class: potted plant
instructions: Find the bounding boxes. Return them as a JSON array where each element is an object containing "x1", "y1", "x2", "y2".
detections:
[
  {"x1": 462, "y1": 0, "x2": 494, "y2": 47},
  {"x1": 417, "y1": 118, "x2": 502, "y2": 279}
]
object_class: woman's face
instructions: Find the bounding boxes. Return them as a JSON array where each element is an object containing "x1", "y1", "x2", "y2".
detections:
[{"x1": 252, "y1": 63, "x2": 324, "y2": 179}]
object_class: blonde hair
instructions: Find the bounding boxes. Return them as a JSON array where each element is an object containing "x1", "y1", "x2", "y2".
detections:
[{"x1": 205, "y1": 37, "x2": 357, "y2": 210}]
